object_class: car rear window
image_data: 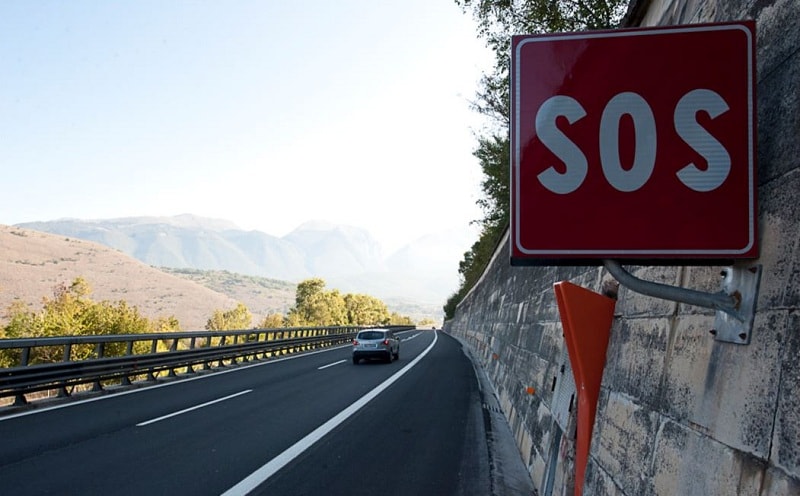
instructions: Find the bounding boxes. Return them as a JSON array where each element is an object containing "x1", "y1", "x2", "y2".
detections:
[{"x1": 357, "y1": 331, "x2": 384, "y2": 340}]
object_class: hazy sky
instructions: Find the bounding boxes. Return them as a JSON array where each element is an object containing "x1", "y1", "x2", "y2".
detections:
[{"x1": 0, "y1": 1, "x2": 493, "y2": 253}]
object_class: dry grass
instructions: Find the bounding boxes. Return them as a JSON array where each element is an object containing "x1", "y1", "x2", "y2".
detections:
[
  {"x1": 163, "y1": 268, "x2": 296, "y2": 321},
  {"x1": 0, "y1": 225, "x2": 244, "y2": 330}
]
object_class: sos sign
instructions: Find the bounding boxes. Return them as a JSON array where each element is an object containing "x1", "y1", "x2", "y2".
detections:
[{"x1": 511, "y1": 22, "x2": 757, "y2": 263}]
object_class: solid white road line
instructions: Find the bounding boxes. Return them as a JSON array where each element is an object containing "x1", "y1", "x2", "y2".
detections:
[
  {"x1": 317, "y1": 359, "x2": 347, "y2": 370},
  {"x1": 221, "y1": 331, "x2": 439, "y2": 496},
  {"x1": 136, "y1": 389, "x2": 252, "y2": 427}
]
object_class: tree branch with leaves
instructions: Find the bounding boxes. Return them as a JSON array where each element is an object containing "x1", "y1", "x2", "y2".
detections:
[{"x1": 445, "y1": 0, "x2": 628, "y2": 319}]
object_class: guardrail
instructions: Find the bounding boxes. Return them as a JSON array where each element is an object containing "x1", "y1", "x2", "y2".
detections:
[{"x1": 0, "y1": 325, "x2": 414, "y2": 407}]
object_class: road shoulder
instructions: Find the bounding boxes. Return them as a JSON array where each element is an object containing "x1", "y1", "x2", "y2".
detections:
[{"x1": 454, "y1": 334, "x2": 538, "y2": 496}]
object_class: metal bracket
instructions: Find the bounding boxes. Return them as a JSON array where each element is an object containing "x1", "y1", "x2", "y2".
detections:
[
  {"x1": 603, "y1": 261, "x2": 762, "y2": 345},
  {"x1": 712, "y1": 265, "x2": 762, "y2": 344}
]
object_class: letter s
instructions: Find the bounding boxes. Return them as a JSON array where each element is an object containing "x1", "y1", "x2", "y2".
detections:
[
  {"x1": 535, "y1": 96, "x2": 587, "y2": 194},
  {"x1": 674, "y1": 89, "x2": 731, "y2": 192}
]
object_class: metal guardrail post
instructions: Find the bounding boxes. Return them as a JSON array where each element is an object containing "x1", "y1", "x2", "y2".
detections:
[
  {"x1": 217, "y1": 335, "x2": 227, "y2": 368},
  {"x1": 201, "y1": 335, "x2": 211, "y2": 370},
  {"x1": 121, "y1": 342, "x2": 134, "y2": 386},
  {"x1": 58, "y1": 344, "x2": 72, "y2": 398},
  {"x1": 167, "y1": 339, "x2": 178, "y2": 377},
  {"x1": 92, "y1": 342, "x2": 105, "y2": 392},
  {"x1": 147, "y1": 340, "x2": 158, "y2": 381}
]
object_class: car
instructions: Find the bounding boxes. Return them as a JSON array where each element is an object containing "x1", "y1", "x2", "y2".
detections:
[{"x1": 352, "y1": 328, "x2": 400, "y2": 364}]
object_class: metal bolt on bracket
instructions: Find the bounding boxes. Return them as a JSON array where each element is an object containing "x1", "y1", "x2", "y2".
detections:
[
  {"x1": 713, "y1": 265, "x2": 762, "y2": 344},
  {"x1": 604, "y1": 261, "x2": 762, "y2": 345}
]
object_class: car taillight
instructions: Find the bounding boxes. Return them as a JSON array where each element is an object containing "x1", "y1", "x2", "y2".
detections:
[
  {"x1": 353, "y1": 340, "x2": 359, "y2": 345},
  {"x1": 383, "y1": 339, "x2": 389, "y2": 345}
]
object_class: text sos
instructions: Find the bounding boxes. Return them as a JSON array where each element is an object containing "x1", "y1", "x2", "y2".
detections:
[{"x1": 535, "y1": 89, "x2": 731, "y2": 195}]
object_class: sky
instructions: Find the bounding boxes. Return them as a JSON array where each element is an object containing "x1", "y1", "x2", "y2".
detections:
[{"x1": 0, "y1": 0, "x2": 494, "y2": 254}]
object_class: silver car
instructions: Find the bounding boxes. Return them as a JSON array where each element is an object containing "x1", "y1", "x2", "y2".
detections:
[{"x1": 352, "y1": 328, "x2": 400, "y2": 364}]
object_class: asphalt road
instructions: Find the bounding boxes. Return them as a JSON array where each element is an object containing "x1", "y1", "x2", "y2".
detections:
[{"x1": 0, "y1": 330, "x2": 520, "y2": 496}]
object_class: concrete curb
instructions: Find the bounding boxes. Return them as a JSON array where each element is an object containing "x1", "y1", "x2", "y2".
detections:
[{"x1": 454, "y1": 334, "x2": 538, "y2": 496}]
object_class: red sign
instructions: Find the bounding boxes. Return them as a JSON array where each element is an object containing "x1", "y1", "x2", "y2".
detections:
[{"x1": 511, "y1": 22, "x2": 757, "y2": 263}]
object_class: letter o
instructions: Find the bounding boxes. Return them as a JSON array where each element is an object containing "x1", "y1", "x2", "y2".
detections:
[{"x1": 599, "y1": 92, "x2": 657, "y2": 192}]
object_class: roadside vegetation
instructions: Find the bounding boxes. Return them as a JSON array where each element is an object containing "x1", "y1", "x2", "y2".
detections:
[
  {"x1": 1, "y1": 275, "x2": 414, "y2": 367},
  {"x1": 444, "y1": 0, "x2": 629, "y2": 319},
  {"x1": 0, "y1": 277, "x2": 180, "y2": 367},
  {"x1": 207, "y1": 278, "x2": 413, "y2": 330}
]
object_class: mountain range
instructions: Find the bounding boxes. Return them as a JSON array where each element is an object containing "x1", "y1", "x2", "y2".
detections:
[{"x1": 15, "y1": 214, "x2": 470, "y2": 318}]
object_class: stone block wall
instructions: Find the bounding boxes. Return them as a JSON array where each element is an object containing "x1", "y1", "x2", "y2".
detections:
[{"x1": 444, "y1": 0, "x2": 799, "y2": 494}]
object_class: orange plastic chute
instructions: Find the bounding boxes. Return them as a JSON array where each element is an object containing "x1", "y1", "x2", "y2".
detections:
[{"x1": 554, "y1": 281, "x2": 616, "y2": 496}]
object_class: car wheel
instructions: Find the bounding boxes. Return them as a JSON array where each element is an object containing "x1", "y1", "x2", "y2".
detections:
[
  {"x1": 352, "y1": 357, "x2": 359, "y2": 365},
  {"x1": 386, "y1": 351, "x2": 393, "y2": 363},
  {"x1": 394, "y1": 349, "x2": 399, "y2": 360}
]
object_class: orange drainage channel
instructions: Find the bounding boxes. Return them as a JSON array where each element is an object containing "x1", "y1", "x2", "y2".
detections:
[{"x1": 554, "y1": 281, "x2": 616, "y2": 496}]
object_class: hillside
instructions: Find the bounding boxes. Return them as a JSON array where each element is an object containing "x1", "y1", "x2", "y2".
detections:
[
  {"x1": 162, "y1": 268, "x2": 440, "y2": 324},
  {"x1": 16, "y1": 216, "x2": 467, "y2": 317},
  {"x1": 161, "y1": 268, "x2": 296, "y2": 318},
  {"x1": 0, "y1": 225, "x2": 244, "y2": 330}
]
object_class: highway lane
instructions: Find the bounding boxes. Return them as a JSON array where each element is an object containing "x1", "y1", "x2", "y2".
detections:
[
  {"x1": 250, "y1": 329, "x2": 490, "y2": 496},
  {"x1": 0, "y1": 330, "x2": 492, "y2": 495}
]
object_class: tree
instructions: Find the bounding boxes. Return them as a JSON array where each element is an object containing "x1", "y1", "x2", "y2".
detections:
[
  {"x1": 1, "y1": 277, "x2": 179, "y2": 365},
  {"x1": 3, "y1": 278, "x2": 96, "y2": 363},
  {"x1": 205, "y1": 302, "x2": 252, "y2": 331},
  {"x1": 294, "y1": 278, "x2": 326, "y2": 310},
  {"x1": 388, "y1": 313, "x2": 414, "y2": 326},
  {"x1": 286, "y1": 279, "x2": 348, "y2": 327},
  {"x1": 474, "y1": 134, "x2": 510, "y2": 232},
  {"x1": 258, "y1": 313, "x2": 285, "y2": 329},
  {"x1": 75, "y1": 300, "x2": 153, "y2": 358},
  {"x1": 344, "y1": 293, "x2": 390, "y2": 326},
  {"x1": 0, "y1": 301, "x2": 40, "y2": 367},
  {"x1": 445, "y1": 0, "x2": 628, "y2": 319},
  {"x1": 311, "y1": 290, "x2": 348, "y2": 326},
  {"x1": 285, "y1": 278, "x2": 409, "y2": 327},
  {"x1": 456, "y1": 0, "x2": 628, "y2": 58},
  {"x1": 287, "y1": 289, "x2": 347, "y2": 327},
  {"x1": 152, "y1": 316, "x2": 181, "y2": 333}
]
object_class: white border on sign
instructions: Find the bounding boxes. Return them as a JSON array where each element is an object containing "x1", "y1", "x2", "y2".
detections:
[{"x1": 512, "y1": 23, "x2": 755, "y2": 257}]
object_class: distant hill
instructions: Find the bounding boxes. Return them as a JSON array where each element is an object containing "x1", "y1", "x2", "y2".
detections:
[
  {"x1": 0, "y1": 225, "x2": 243, "y2": 330},
  {"x1": 17, "y1": 215, "x2": 469, "y2": 319},
  {"x1": 18, "y1": 215, "x2": 307, "y2": 281},
  {"x1": 161, "y1": 268, "x2": 439, "y2": 324},
  {"x1": 161, "y1": 268, "x2": 296, "y2": 319}
]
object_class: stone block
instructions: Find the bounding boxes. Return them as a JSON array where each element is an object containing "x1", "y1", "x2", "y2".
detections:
[
  {"x1": 603, "y1": 317, "x2": 670, "y2": 406},
  {"x1": 651, "y1": 419, "x2": 763, "y2": 495},
  {"x1": 664, "y1": 311, "x2": 784, "y2": 457},
  {"x1": 757, "y1": 52, "x2": 800, "y2": 184},
  {"x1": 592, "y1": 391, "x2": 661, "y2": 495},
  {"x1": 757, "y1": 212, "x2": 797, "y2": 310},
  {"x1": 678, "y1": 266, "x2": 728, "y2": 317},
  {"x1": 612, "y1": 266, "x2": 681, "y2": 317},
  {"x1": 584, "y1": 460, "x2": 627, "y2": 496},
  {"x1": 772, "y1": 311, "x2": 800, "y2": 478},
  {"x1": 659, "y1": 313, "x2": 716, "y2": 419},
  {"x1": 762, "y1": 466, "x2": 800, "y2": 496},
  {"x1": 759, "y1": 169, "x2": 800, "y2": 307},
  {"x1": 753, "y1": 0, "x2": 800, "y2": 81}
]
